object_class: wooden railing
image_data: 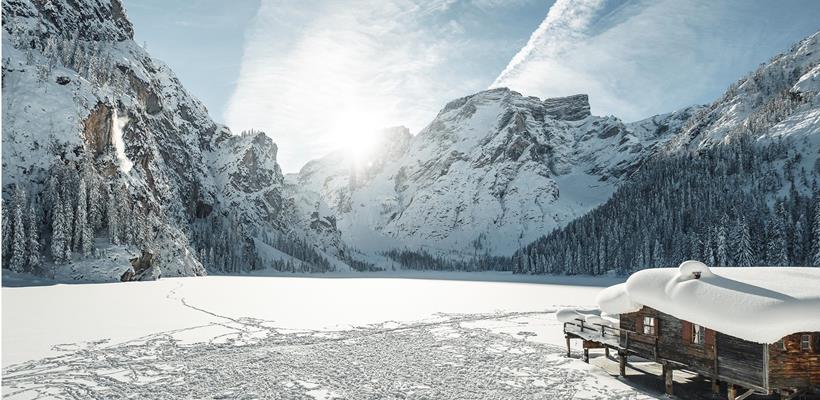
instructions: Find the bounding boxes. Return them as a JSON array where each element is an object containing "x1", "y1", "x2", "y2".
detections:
[
  {"x1": 563, "y1": 318, "x2": 622, "y2": 338},
  {"x1": 564, "y1": 318, "x2": 660, "y2": 359}
]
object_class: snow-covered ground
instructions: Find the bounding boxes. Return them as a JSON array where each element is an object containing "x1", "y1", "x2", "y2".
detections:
[{"x1": 2, "y1": 274, "x2": 659, "y2": 399}]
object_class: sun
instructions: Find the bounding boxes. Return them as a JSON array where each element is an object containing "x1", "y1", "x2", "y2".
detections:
[{"x1": 328, "y1": 110, "x2": 384, "y2": 165}]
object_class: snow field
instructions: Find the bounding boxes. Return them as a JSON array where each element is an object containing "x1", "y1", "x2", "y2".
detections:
[{"x1": 2, "y1": 274, "x2": 660, "y2": 399}]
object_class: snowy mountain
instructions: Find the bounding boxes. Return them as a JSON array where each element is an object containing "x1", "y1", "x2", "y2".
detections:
[
  {"x1": 296, "y1": 31, "x2": 819, "y2": 269},
  {"x1": 1, "y1": 0, "x2": 345, "y2": 280},
  {"x1": 517, "y1": 31, "x2": 820, "y2": 275},
  {"x1": 295, "y1": 89, "x2": 699, "y2": 260},
  {"x1": 2, "y1": 0, "x2": 817, "y2": 279}
]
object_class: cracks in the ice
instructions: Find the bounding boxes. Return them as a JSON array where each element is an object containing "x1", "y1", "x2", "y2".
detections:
[
  {"x1": 4, "y1": 285, "x2": 649, "y2": 399},
  {"x1": 2, "y1": 310, "x2": 650, "y2": 400}
]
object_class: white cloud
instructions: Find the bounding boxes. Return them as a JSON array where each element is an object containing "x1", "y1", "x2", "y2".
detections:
[
  {"x1": 492, "y1": 0, "x2": 820, "y2": 121},
  {"x1": 226, "y1": 0, "x2": 485, "y2": 172}
]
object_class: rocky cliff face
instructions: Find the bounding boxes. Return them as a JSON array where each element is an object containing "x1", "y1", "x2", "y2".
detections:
[
  {"x1": 1, "y1": 0, "x2": 344, "y2": 279},
  {"x1": 296, "y1": 88, "x2": 700, "y2": 258}
]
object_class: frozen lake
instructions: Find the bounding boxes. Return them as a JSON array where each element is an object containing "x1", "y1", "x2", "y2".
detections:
[{"x1": 2, "y1": 273, "x2": 658, "y2": 399}]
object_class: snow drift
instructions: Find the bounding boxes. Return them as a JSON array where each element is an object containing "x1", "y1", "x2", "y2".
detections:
[{"x1": 597, "y1": 260, "x2": 820, "y2": 344}]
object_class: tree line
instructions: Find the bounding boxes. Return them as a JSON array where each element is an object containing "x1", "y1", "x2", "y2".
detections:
[
  {"x1": 2, "y1": 158, "x2": 150, "y2": 274},
  {"x1": 514, "y1": 137, "x2": 820, "y2": 275}
]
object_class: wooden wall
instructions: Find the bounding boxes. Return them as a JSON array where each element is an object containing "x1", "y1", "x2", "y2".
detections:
[
  {"x1": 767, "y1": 332, "x2": 820, "y2": 389},
  {"x1": 716, "y1": 332, "x2": 766, "y2": 389},
  {"x1": 619, "y1": 307, "x2": 819, "y2": 392},
  {"x1": 619, "y1": 307, "x2": 716, "y2": 375}
]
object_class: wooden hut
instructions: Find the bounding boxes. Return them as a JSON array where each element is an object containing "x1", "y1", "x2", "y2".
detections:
[{"x1": 565, "y1": 261, "x2": 820, "y2": 399}]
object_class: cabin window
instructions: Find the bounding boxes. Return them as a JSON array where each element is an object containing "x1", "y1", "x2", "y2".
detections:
[
  {"x1": 776, "y1": 339, "x2": 786, "y2": 351},
  {"x1": 801, "y1": 334, "x2": 811, "y2": 351},
  {"x1": 643, "y1": 316, "x2": 656, "y2": 335},
  {"x1": 692, "y1": 324, "x2": 705, "y2": 345}
]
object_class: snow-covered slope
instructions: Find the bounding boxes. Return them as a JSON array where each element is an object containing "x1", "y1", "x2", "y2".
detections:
[
  {"x1": 515, "y1": 31, "x2": 820, "y2": 275},
  {"x1": 666, "y1": 31, "x2": 820, "y2": 151},
  {"x1": 297, "y1": 89, "x2": 699, "y2": 258},
  {"x1": 1, "y1": 0, "x2": 343, "y2": 279},
  {"x1": 299, "y1": 31, "x2": 820, "y2": 266}
]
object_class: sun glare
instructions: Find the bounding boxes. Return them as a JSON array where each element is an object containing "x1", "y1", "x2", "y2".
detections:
[{"x1": 329, "y1": 110, "x2": 385, "y2": 165}]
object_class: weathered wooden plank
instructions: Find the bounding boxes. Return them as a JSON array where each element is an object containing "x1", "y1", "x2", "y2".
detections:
[
  {"x1": 767, "y1": 332, "x2": 820, "y2": 389},
  {"x1": 621, "y1": 307, "x2": 717, "y2": 376},
  {"x1": 717, "y1": 332, "x2": 765, "y2": 387}
]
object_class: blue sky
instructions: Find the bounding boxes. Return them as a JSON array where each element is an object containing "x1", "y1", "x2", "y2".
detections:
[
  {"x1": 124, "y1": 0, "x2": 819, "y2": 172},
  {"x1": 124, "y1": 0, "x2": 261, "y2": 122}
]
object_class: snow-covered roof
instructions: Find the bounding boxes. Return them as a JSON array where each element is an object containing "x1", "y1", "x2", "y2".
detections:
[{"x1": 596, "y1": 261, "x2": 820, "y2": 344}]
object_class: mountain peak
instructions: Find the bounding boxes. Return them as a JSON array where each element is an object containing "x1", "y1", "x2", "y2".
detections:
[{"x1": 542, "y1": 94, "x2": 590, "y2": 121}]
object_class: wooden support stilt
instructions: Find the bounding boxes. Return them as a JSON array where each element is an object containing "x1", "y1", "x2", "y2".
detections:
[
  {"x1": 662, "y1": 363, "x2": 673, "y2": 396},
  {"x1": 618, "y1": 351, "x2": 627, "y2": 377},
  {"x1": 605, "y1": 347, "x2": 610, "y2": 358},
  {"x1": 711, "y1": 377, "x2": 720, "y2": 397},
  {"x1": 583, "y1": 348, "x2": 589, "y2": 363},
  {"x1": 565, "y1": 336, "x2": 571, "y2": 358},
  {"x1": 727, "y1": 384, "x2": 737, "y2": 400}
]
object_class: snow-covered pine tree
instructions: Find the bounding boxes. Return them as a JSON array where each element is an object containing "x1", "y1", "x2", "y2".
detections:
[
  {"x1": 652, "y1": 239, "x2": 663, "y2": 267},
  {"x1": 88, "y1": 179, "x2": 103, "y2": 232},
  {"x1": 771, "y1": 201, "x2": 789, "y2": 265},
  {"x1": 793, "y1": 218, "x2": 806, "y2": 265},
  {"x1": 715, "y1": 223, "x2": 728, "y2": 267},
  {"x1": 108, "y1": 188, "x2": 119, "y2": 245},
  {"x1": 44, "y1": 174, "x2": 59, "y2": 222},
  {"x1": 10, "y1": 188, "x2": 28, "y2": 273},
  {"x1": 75, "y1": 178, "x2": 93, "y2": 256},
  {"x1": 812, "y1": 199, "x2": 820, "y2": 266},
  {"x1": 124, "y1": 203, "x2": 136, "y2": 245},
  {"x1": 51, "y1": 193, "x2": 67, "y2": 264},
  {"x1": 27, "y1": 202, "x2": 41, "y2": 272},
  {"x1": 734, "y1": 217, "x2": 754, "y2": 267},
  {"x1": 60, "y1": 179, "x2": 76, "y2": 252},
  {"x1": 2, "y1": 203, "x2": 11, "y2": 267},
  {"x1": 702, "y1": 232, "x2": 716, "y2": 266},
  {"x1": 61, "y1": 190, "x2": 73, "y2": 263},
  {"x1": 115, "y1": 185, "x2": 131, "y2": 245}
]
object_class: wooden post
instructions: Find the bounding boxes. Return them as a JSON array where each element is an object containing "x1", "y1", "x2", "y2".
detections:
[
  {"x1": 662, "y1": 363, "x2": 673, "y2": 396},
  {"x1": 711, "y1": 377, "x2": 720, "y2": 397},
  {"x1": 605, "y1": 347, "x2": 610, "y2": 358},
  {"x1": 565, "y1": 336, "x2": 571, "y2": 358},
  {"x1": 727, "y1": 384, "x2": 737, "y2": 400},
  {"x1": 618, "y1": 351, "x2": 627, "y2": 377},
  {"x1": 583, "y1": 348, "x2": 589, "y2": 363}
]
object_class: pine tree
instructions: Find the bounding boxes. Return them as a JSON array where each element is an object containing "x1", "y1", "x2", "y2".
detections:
[
  {"x1": 793, "y1": 218, "x2": 806, "y2": 265},
  {"x1": 83, "y1": 162, "x2": 103, "y2": 232},
  {"x1": 27, "y1": 202, "x2": 41, "y2": 271},
  {"x1": 61, "y1": 192, "x2": 73, "y2": 263},
  {"x1": 51, "y1": 193, "x2": 68, "y2": 264},
  {"x1": 769, "y1": 201, "x2": 789, "y2": 265},
  {"x1": 10, "y1": 189, "x2": 28, "y2": 273},
  {"x1": 812, "y1": 200, "x2": 820, "y2": 266},
  {"x1": 715, "y1": 225, "x2": 728, "y2": 266},
  {"x1": 651, "y1": 239, "x2": 663, "y2": 267},
  {"x1": 75, "y1": 178, "x2": 93, "y2": 256},
  {"x1": 108, "y1": 188, "x2": 119, "y2": 245},
  {"x1": 734, "y1": 217, "x2": 754, "y2": 267},
  {"x1": 2, "y1": 203, "x2": 12, "y2": 267},
  {"x1": 44, "y1": 174, "x2": 59, "y2": 221}
]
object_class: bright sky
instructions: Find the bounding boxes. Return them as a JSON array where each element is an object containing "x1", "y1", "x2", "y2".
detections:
[{"x1": 125, "y1": 0, "x2": 820, "y2": 173}]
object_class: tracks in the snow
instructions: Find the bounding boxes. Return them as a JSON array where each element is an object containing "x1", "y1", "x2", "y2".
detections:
[{"x1": 2, "y1": 284, "x2": 655, "y2": 399}]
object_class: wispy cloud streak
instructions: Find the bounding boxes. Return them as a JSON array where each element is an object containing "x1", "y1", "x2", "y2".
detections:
[{"x1": 493, "y1": 0, "x2": 820, "y2": 121}]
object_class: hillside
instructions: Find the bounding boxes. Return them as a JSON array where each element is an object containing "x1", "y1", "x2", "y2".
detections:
[
  {"x1": 1, "y1": 0, "x2": 348, "y2": 280},
  {"x1": 517, "y1": 32, "x2": 820, "y2": 274}
]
